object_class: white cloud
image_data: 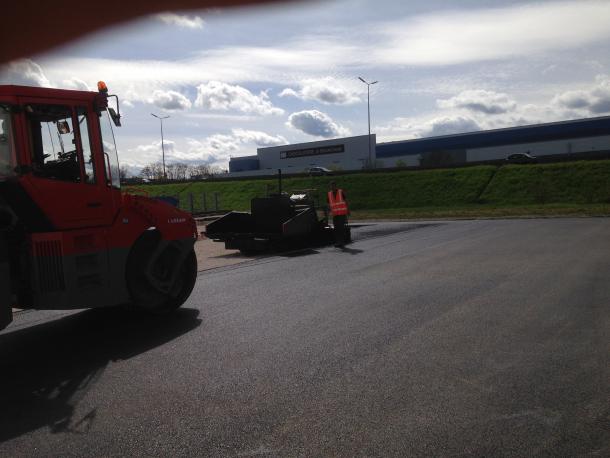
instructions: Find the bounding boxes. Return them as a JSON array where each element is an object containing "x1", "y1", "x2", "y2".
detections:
[
  {"x1": 149, "y1": 90, "x2": 192, "y2": 110},
  {"x1": 128, "y1": 138, "x2": 216, "y2": 165},
  {"x1": 287, "y1": 110, "x2": 350, "y2": 138},
  {"x1": 30, "y1": 0, "x2": 610, "y2": 99},
  {"x1": 423, "y1": 116, "x2": 482, "y2": 137},
  {"x1": 157, "y1": 13, "x2": 204, "y2": 29},
  {"x1": 231, "y1": 128, "x2": 287, "y2": 147},
  {"x1": 125, "y1": 140, "x2": 176, "y2": 165},
  {"x1": 195, "y1": 81, "x2": 284, "y2": 116},
  {"x1": 280, "y1": 77, "x2": 362, "y2": 105},
  {"x1": 377, "y1": 115, "x2": 483, "y2": 141},
  {"x1": 181, "y1": 129, "x2": 286, "y2": 163},
  {"x1": 61, "y1": 77, "x2": 92, "y2": 91},
  {"x1": 41, "y1": 40, "x2": 360, "y2": 91},
  {"x1": 552, "y1": 75, "x2": 610, "y2": 115},
  {"x1": 183, "y1": 135, "x2": 238, "y2": 163},
  {"x1": 376, "y1": 1, "x2": 610, "y2": 66},
  {"x1": 0, "y1": 59, "x2": 50, "y2": 87},
  {"x1": 125, "y1": 129, "x2": 286, "y2": 167},
  {"x1": 279, "y1": 88, "x2": 299, "y2": 98},
  {"x1": 437, "y1": 90, "x2": 517, "y2": 115},
  {"x1": 182, "y1": 112, "x2": 258, "y2": 122},
  {"x1": 553, "y1": 90, "x2": 590, "y2": 110}
]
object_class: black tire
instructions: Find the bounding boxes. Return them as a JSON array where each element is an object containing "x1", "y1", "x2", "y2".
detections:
[{"x1": 127, "y1": 239, "x2": 197, "y2": 314}]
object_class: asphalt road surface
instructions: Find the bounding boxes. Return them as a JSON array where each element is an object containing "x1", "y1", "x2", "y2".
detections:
[{"x1": 1, "y1": 219, "x2": 608, "y2": 457}]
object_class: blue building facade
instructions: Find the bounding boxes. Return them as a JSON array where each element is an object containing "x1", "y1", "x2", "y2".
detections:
[
  {"x1": 229, "y1": 155, "x2": 259, "y2": 173},
  {"x1": 228, "y1": 116, "x2": 610, "y2": 175},
  {"x1": 376, "y1": 116, "x2": 610, "y2": 167}
]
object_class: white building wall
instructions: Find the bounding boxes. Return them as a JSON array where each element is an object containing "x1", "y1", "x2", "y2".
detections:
[
  {"x1": 257, "y1": 134, "x2": 375, "y2": 173},
  {"x1": 466, "y1": 135, "x2": 610, "y2": 162}
]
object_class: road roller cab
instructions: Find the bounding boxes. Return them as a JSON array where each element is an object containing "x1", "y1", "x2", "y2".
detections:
[{"x1": 0, "y1": 83, "x2": 198, "y2": 331}]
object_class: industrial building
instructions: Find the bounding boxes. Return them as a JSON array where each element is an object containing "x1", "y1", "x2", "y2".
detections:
[
  {"x1": 229, "y1": 134, "x2": 376, "y2": 176},
  {"x1": 227, "y1": 116, "x2": 610, "y2": 176}
]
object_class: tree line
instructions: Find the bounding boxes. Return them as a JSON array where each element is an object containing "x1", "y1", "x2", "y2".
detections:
[{"x1": 120, "y1": 162, "x2": 225, "y2": 182}]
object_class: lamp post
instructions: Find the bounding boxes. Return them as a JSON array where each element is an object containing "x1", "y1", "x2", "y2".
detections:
[
  {"x1": 151, "y1": 113, "x2": 170, "y2": 179},
  {"x1": 358, "y1": 77, "x2": 378, "y2": 168}
]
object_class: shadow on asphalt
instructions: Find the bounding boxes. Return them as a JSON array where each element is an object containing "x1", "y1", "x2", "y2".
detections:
[
  {"x1": 206, "y1": 223, "x2": 439, "y2": 261},
  {"x1": 210, "y1": 252, "x2": 251, "y2": 259},
  {"x1": 0, "y1": 307, "x2": 201, "y2": 442},
  {"x1": 353, "y1": 223, "x2": 441, "y2": 241},
  {"x1": 337, "y1": 247, "x2": 364, "y2": 255},
  {"x1": 279, "y1": 248, "x2": 321, "y2": 257}
]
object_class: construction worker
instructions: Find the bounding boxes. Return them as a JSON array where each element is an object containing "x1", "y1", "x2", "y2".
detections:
[{"x1": 327, "y1": 181, "x2": 350, "y2": 248}]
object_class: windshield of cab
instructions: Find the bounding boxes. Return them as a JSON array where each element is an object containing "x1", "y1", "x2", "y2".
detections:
[
  {"x1": 0, "y1": 105, "x2": 15, "y2": 178},
  {"x1": 99, "y1": 109, "x2": 121, "y2": 189}
]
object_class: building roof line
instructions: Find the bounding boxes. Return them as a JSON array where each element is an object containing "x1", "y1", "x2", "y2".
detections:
[
  {"x1": 377, "y1": 115, "x2": 610, "y2": 147},
  {"x1": 376, "y1": 115, "x2": 610, "y2": 158}
]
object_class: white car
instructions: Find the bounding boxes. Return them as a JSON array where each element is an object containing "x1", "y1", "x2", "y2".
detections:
[{"x1": 306, "y1": 166, "x2": 333, "y2": 175}]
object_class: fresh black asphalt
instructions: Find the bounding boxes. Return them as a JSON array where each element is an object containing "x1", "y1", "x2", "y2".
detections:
[{"x1": 1, "y1": 219, "x2": 608, "y2": 457}]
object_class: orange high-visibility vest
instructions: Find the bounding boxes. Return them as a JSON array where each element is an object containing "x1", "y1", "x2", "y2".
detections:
[{"x1": 328, "y1": 189, "x2": 348, "y2": 216}]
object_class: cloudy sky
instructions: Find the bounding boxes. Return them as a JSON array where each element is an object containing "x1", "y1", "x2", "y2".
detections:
[{"x1": 2, "y1": 0, "x2": 610, "y2": 173}]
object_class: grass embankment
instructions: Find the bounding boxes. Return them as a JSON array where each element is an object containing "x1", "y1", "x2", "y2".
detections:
[{"x1": 127, "y1": 160, "x2": 610, "y2": 219}]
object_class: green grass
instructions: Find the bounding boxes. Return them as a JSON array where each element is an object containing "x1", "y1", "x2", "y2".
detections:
[
  {"x1": 127, "y1": 165, "x2": 497, "y2": 212},
  {"x1": 126, "y1": 160, "x2": 610, "y2": 218},
  {"x1": 480, "y1": 161, "x2": 610, "y2": 205}
]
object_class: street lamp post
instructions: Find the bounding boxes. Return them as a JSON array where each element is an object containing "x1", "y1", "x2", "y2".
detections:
[
  {"x1": 151, "y1": 113, "x2": 170, "y2": 179},
  {"x1": 358, "y1": 77, "x2": 378, "y2": 168}
]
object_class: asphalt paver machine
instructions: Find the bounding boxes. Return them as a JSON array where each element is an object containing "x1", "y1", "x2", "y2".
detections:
[{"x1": 205, "y1": 172, "x2": 347, "y2": 254}]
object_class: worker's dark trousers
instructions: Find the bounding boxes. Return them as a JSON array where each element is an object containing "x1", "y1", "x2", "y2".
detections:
[{"x1": 333, "y1": 214, "x2": 348, "y2": 246}]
